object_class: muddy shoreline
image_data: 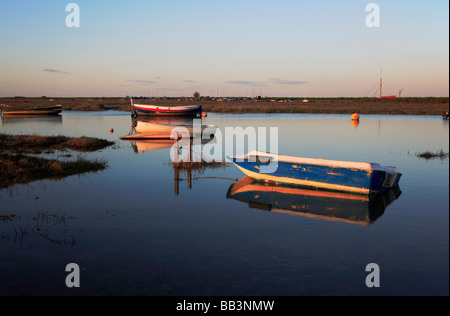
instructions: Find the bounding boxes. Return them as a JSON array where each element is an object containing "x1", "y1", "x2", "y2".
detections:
[{"x1": 1, "y1": 97, "x2": 448, "y2": 116}]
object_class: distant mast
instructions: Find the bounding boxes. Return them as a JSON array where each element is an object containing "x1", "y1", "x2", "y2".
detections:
[
  {"x1": 303, "y1": 88, "x2": 309, "y2": 103},
  {"x1": 379, "y1": 68, "x2": 397, "y2": 99},
  {"x1": 380, "y1": 69, "x2": 383, "y2": 99}
]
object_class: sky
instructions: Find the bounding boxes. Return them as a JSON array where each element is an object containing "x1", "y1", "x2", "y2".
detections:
[{"x1": 0, "y1": 0, "x2": 448, "y2": 97}]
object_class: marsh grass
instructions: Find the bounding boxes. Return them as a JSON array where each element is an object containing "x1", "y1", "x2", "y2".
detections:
[
  {"x1": 0, "y1": 134, "x2": 114, "y2": 153},
  {"x1": 0, "y1": 152, "x2": 107, "y2": 188},
  {"x1": 0, "y1": 133, "x2": 113, "y2": 188},
  {"x1": 170, "y1": 160, "x2": 225, "y2": 171}
]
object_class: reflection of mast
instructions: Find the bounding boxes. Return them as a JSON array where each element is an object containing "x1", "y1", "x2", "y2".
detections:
[
  {"x1": 378, "y1": 119, "x2": 381, "y2": 139},
  {"x1": 170, "y1": 138, "x2": 225, "y2": 196},
  {"x1": 174, "y1": 167, "x2": 180, "y2": 196},
  {"x1": 173, "y1": 167, "x2": 192, "y2": 196},
  {"x1": 187, "y1": 168, "x2": 192, "y2": 189}
]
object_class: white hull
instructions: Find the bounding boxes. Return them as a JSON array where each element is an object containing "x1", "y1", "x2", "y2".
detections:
[{"x1": 135, "y1": 121, "x2": 217, "y2": 136}]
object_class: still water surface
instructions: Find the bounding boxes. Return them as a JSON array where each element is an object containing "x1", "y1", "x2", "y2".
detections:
[{"x1": 0, "y1": 112, "x2": 448, "y2": 296}]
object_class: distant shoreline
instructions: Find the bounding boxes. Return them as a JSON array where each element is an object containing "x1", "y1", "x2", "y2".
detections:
[{"x1": 1, "y1": 97, "x2": 448, "y2": 116}]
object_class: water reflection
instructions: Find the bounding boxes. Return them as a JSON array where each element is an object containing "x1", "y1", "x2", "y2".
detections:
[
  {"x1": 1, "y1": 115, "x2": 63, "y2": 126},
  {"x1": 227, "y1": 176, "x2": 402, "y2": 226},
  {"x1": 132, "y1": 117, "x2": 200, "y2": 134},
  {"x1": 122, "y1": 134, "x2": 217, "y2": 155},
  {"x1": 130, "y1": 140, "x2": 175, "y2": 153},
  {"x1": 0, "y1": 198, "x2": 75, "y2": 246},
  {"x1": 133, "y1": 116, "x2": 198, "y2": 125}
]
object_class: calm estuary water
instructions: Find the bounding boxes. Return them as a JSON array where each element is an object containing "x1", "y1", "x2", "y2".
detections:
[{"x1": 0, "y1": 111, "x2": 448, "y2": 296}]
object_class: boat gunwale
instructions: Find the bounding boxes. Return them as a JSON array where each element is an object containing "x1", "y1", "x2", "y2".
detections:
[{"x1": 231, "y1": 150, "x2": 387, "y2": 172}]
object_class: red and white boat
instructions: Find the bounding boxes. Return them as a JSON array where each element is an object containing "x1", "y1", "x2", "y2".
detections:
[{"x1": 131, "y1": 99, "x2": 202, "y2": 116}]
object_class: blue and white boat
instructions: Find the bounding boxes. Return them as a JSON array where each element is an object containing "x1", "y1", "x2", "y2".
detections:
[{"x1": 229, "y1": 151, "x2": 402, "y2": 195}]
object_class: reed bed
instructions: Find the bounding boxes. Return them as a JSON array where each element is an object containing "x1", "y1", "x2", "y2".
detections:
[
  {"x1": 0, "y1": 153, "x2": 107, "y2": 188},
  {"x1": 0, "y1": 133, "x2": 113, "y2": 188},
  {"x1": 0, "y1": 134, "x2": 114, "y2": 154}
]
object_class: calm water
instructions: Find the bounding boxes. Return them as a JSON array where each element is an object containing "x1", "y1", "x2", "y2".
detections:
[{"x1": 0, "y1": 112, "x2": 448, "y2": 296}]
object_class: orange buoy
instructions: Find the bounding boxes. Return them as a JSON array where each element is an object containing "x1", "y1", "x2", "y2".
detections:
[
  {"x1": 202, "y1": 112, "x2": 207, "y2": 117},
  {"x1": 110, "y1": 128, "x2": 114, "y2": 134},
  {"x1": 351, "y1": 113, "x2": 360, "y2": 121}
]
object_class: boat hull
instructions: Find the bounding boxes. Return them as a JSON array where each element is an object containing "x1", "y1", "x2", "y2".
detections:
[
  {"x1": 132, "y1": 102, "x2": 202, "y2": 116},
  {"x1": 230, "y1": 151, "x2": 402, "y2": 195}
]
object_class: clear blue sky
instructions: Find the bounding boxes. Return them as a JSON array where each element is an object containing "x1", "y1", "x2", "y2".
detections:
[{"x1": 0, "y1": 0, "x2": 448, "y2": 97}]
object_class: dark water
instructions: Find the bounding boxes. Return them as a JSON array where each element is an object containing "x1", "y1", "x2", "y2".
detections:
[{"x1": 0, "y1": 112, "x2": 448, "y2": 296}]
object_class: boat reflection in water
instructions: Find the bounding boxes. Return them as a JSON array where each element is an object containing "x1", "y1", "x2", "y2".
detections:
[
  {"x1": 1, "y1": 114, "x2": 63, "y2": 125},
  {"x1": 227, "y1": 176, "x2": 402, "y2": 226},
  {"x1": 133, "y1": 116, "x2": 197, "y2": 127},
  {"x1": 123, "y1": 131, "x2": 217, "y2": 154},
  {"x1": 122, "y1": 125, "x2": 222, "y2": 196},
  {"x1": 129, "y1": 140, "x2": 175, "y2": 153}
]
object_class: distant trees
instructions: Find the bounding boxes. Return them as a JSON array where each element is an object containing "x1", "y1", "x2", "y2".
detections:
[{"x1": 193, "y1": 91, "x2": 200, "y2": 100}]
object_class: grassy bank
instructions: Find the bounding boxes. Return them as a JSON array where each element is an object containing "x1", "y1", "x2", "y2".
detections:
[
  {"x1": 0, "y1": 134, "x2": 114, "y2": 154},
  {"x1": 0, "y1": 133, "x2": 114, "y2": 188},
  {"x1": 1, "y1": 97, "x2": 449, "y2": 115},
  {"x1": 0, "y1": 153, "x2": 107, "y2": 188}
]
